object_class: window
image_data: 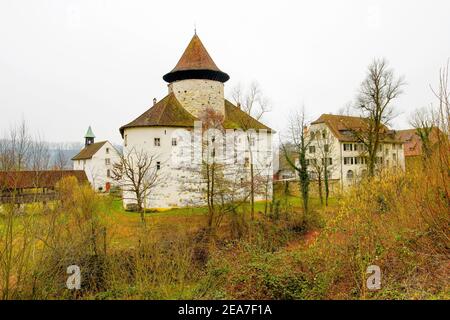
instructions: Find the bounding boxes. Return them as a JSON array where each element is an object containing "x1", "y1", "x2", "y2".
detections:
[
  {"x1": 344, "y1": 157, "x2": 353, "y2": 165},
  {"x1": 347, "y1": 170, "x2": 354, "y2": 180},
  {"x1": 244, "y1": 157, "x2": 250, "y2": 167},
  {"x1": 324, "y1": 144, "x2": 329, "y2": 153},
  {"x1": 106, "y1": 148, "x2": 110, "y2": 154},
  {"x1": 393, "y1": 153, "x2": 397, "y2": 162},
  {"x1": 250, "y1": 137, "x2": 256, "y2": 146},
  {"x1": 156, "y1": 161, "x2": 161, "y2": 170},
  {"x1": 322, "y1": 158, "x2": 332, "y2": 166},
  {"x1": 107, "y1": 169, "x2": 110, "y2": 178},
  {"x1": 343, "y1": 143, "x2": 353, "y2": 151},
  {"x1": 322, "y1": 130, "x2": 326, "y2": 139},
  {"x1": 309, "y1": 146, "x2": 316, "y2": 153},
  {"x1": 172, "y1": 138, "x2": 177, "y2": 146},
  {"x1": 154, "y1": 138, "x2": 161, "y2": 146},
  {"x1": 105, "y1": 158, "x2": 110, "y2": 165},
  {"x1": 124, "y1": 135, "x2": 128, "y2": 147}
]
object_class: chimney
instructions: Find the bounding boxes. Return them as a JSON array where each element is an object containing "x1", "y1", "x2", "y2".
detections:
[{"x1": 153, "y1": 98, "x2": 157, "y2": 105}]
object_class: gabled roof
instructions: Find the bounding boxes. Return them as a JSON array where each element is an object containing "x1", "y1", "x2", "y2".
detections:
[
  {"x1": 224, "y1": 100, "x2": 273, "y2": 132},
  {"x1": 71, "y1": 141, "x2": 107, "y2": 160},
  {"x1": 311, "y1": 114, "x2": 399, "y2": 143},
  {"x1": 163, "y1": 34, "x2": 229, "y2": 83},
  {"x1": 0, "y1": 170, "x2": 88, "y2": 190},
  {"x1": 119, "y1": 96, "x2": 273, "y2": 136}
]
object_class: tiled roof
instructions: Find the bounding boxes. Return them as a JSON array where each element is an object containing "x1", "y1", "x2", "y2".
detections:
[
  {"x1": 311, "y1": 114, "x2": 400, "y2": 143},
  {"x1": 71, "y1": 141, "x2": 107, "y2": 160},
  {"x1": 170, "y1": 34, "x2": 221, "y2": 72},
  {"x1": 224, "y1": 100, "x2": 273, "y2": 132},
  {"x1": 119, "y1": 94, "x2": 198, "y2": 136},
  {"x1": 396, "y1": 127, "x2": 443, "y2": 157},
  {"x1": 120, "y1": 96, "x2": 273, "y2": 136},
  {"x1": 0, "y1": 170, "x2": 88, "y2": 190},
  {"x1": 163, "y1": 34, "x2": 229, "y2": 83}
]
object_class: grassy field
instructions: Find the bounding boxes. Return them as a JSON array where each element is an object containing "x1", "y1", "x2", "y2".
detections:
[{"x1": 0, "y1": 168, "x2": 448, "y2": 300}]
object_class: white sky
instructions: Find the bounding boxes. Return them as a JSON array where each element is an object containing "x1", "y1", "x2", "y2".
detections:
[{"x1": 1, "y1": 0, "x2": 449, "y2": 144}]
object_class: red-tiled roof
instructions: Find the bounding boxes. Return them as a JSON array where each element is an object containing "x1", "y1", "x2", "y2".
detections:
[
  {"x1": 396, "y1": 127, "x2": 443, "y2": 157},
  {"x1": 163, "y1": 34, "x2": 229, "y2": 83},
  {"x1": 0, "y1": 170, "x2": 88, "y2": 190}
]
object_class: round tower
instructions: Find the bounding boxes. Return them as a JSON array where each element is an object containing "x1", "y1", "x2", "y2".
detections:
[{"x1": 163, "y1": 33, "x2": 229, "y2": 118}]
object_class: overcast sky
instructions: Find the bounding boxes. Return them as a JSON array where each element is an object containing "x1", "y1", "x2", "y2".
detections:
[{"x1": 1, "y1": 0, "x2": 449, "y2": 144}]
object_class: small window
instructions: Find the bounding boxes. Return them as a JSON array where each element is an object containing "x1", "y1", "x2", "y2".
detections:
[
  {"x1": 124, "y1": 135, "x2": 128, "y2": 147},
  {"x1": 154, "y1": 138, "x2": 161, "y2": 146},
  {"x1": 322, "y1": 130, "x2": 326, "y2": 139},
  {"x1": 244, "y1": 157, "x2": 250, "y2": 167},
  {"x1": 344, "y1": 157, "x2": 354, "y2": 165},
  {"x1": 324, "y1": 144, "x2": 329, "y2": 152},
  {"x1": 172, "y1": 138, "x2": 177, "y2": 146},
  {"x1": 309, "y1": 146, "x2": 316, "y2": 153},
  {"x1": 347, "y1": 170, "x2": 354, "y2": 179},
  {"x1": 156, "y1": 161, "x2": 161, "y2": 170},
  {"x1": 250, "y1": 137, "x2": 256, "y2": 146},
  {"x1": 107, "y1": 169, "x2": 110, "y2": 178},
  {"x1": 106, "y1": 148, "x2": 110, "y2": 154},
  {"x1": 105, "y1": 158, "x2": 110, "y2": 165}
]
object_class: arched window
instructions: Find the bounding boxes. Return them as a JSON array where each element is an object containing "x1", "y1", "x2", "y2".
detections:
[{"x1": 347, "y1": 170, "x2": 354, "y2": 180}]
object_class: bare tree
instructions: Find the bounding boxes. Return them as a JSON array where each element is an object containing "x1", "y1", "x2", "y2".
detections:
[
  {"x1": 282, "y1": 108, "x2": 310, "y2": 214},
  {"x1": 354, "y1": 58, "x2": 405, "y2": 177},
  {"x1": 53, "y1": 143, "x2": 71, "y2": 170},
  {"x1": 112, "y1": 147, "x2": 160, "y2": 222},
  {"x1": 410, "y1": 107, "x2": 435, "y2": 161},
  {"x1": 316, "y1": 129, "x2": 335, "y2": 206},
  {"x1": 231, "y1": 82, "x2": 271, "y2": 220}
]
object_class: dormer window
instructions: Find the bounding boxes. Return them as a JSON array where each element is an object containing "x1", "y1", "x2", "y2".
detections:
[{"x1": 106, "y1": 148, "x2": 110, "y2": 154}]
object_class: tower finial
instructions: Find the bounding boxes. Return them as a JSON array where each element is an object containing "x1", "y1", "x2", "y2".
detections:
[{"x1": 194, "y1": 22, "x2": 197, "y2": 35}]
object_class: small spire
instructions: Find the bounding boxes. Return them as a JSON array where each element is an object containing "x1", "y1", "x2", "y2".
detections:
[
  {"x1": 194, "y1": 22, "x2": 197, "y2": 35},
  {"x1": 84, "y1": 126, "x2": 95, "y2": 138}
]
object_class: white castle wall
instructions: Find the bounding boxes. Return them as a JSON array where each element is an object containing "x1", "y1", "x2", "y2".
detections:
[{"x1": 122, "y1": 125, "x2": 273, "y2": 209}]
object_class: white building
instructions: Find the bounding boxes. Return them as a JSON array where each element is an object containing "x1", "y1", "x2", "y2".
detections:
[
  {"x1": 119, "y1": 34, "x2": 274, "y2": 209},
  {"x1": 72, "y1": 126, "x2": 121, "y2": 192},
  {"x1": 306, "y1": 114, "x2": 405, "y2": 189}
]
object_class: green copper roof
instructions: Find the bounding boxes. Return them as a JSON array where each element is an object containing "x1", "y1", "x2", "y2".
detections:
[{"x1": 84, "y1": 126, "x2": 95, "y2": 138}]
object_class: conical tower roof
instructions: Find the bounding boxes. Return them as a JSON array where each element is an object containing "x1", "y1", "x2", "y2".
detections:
[
  {"x1": 163, "y1": 34, "x2": 229, "y2": 83},
  {"x1": 84, "y1": 126, "x2": 95, "y2": 138}
]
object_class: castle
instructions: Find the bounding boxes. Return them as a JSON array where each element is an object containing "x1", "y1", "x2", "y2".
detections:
[{"x1": 119, "y1": 34, "x2": 274, "y2": 209}]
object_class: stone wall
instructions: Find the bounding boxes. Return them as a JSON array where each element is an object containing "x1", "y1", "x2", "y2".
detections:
[{"x1": 168, "y1": 79, "x2": 225, "y2": 117}]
